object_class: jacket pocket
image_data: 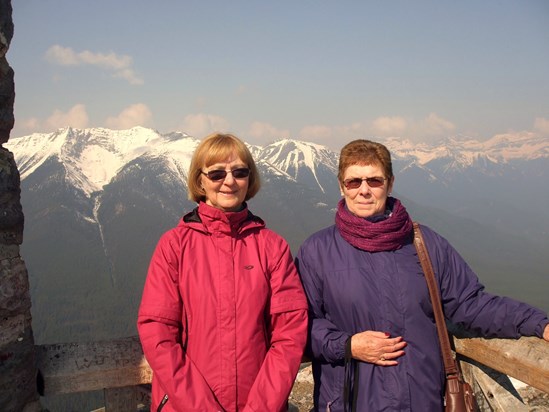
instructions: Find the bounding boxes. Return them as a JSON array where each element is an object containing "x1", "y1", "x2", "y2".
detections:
[
  {"x1": 322, "y1": 364, "x2": 344, "y2": 412},
  {"x1": 180, "y1": 300, "x2": 189, "y2": 349},
  {"x1": 157, "y1": 394, "x2": 169, "y2": 412}
]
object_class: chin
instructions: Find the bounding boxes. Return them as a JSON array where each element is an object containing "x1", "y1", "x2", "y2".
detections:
[{"x1": 221, "y1": 203, "x2": 243, "y2": 212}]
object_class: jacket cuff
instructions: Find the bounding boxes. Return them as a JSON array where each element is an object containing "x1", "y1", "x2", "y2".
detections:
[
  {"x1": 534, "y1": 318, "x2": 549, "y2": 338},
  {"x1": 336, "y1": 334, "x2": 352, "y2": 360}
]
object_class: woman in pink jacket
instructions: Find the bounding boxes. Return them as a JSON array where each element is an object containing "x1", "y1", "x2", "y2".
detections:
[{"x1": 137, "y1": 133, "x2": 308, "y2": 412}]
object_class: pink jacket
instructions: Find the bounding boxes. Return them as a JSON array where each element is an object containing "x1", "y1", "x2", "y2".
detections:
[{"x1": 137, "y1": 202, "x2": 308, "y2": 412}]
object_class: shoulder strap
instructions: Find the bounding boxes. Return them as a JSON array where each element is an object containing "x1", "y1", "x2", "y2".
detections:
[{"x1": 412, "y1": 222, "x2": 458, "y2": 377}]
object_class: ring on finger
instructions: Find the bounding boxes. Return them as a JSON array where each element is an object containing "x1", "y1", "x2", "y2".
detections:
[{"x1": 380, "y1": 356, "x2": 385, "y2": 361}]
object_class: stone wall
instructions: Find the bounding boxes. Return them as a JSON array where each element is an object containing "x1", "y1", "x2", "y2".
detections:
[{"x1": 0, "y1": 0, "x2": 42, "y2": 410}]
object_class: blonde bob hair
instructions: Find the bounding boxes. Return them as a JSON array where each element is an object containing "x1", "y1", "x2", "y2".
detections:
[
  {"x1": 187, "y1": 133, "x2": 261, "y2": 203},
  {"x1": 338, "y1": 139, "x2": 393, "y2": 183}
]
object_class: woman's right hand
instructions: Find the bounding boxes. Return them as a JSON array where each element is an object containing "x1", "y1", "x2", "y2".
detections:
[{"x1": 350, "y1": 330, "x2": 407, "y2": 366}]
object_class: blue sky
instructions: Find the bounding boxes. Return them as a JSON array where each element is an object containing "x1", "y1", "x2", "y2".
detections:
[{"x1": 8, "y1": 0, "x2": 549, "y2": 149}]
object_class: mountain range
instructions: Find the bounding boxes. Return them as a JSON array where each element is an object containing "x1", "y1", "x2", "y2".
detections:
[{"x1": 4, "y1": 127, "x2": 548, "y2": 350}]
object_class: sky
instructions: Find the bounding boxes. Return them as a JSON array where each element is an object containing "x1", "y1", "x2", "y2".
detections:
[{"x1": 7, "y1": 0, "x2": 549, "y2": 150}]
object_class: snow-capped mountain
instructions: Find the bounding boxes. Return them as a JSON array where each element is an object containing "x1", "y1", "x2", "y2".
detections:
[
  {"x1": 9, "y1": 127, "x2": 547, "y2": 197},
  {"x1": 258, "y1": 139, "x2": 339, "y2": 194},
  {"x1": 3, "y1": 127, "x2": 548, "y2": 347},
  {"x1": 6, "y1": 126, "x2": 547, "y2": 248},
  {"x1": 385, "y1": 132, "x2": 548, "y2": 166},
  {"x1": 11, "y1": 126, "x2": 197, "y2": 196}
]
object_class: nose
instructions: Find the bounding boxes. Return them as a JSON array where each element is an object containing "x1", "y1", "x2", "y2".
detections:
[
  {"x1": 358, "y1": 180, "x2": 371, "y2": 194},
  {"x1": 222, "y1": 171, "x2": 236, "y2": 184}
]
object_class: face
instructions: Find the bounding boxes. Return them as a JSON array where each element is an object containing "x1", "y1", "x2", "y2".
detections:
[
  {"x1": 340, "y1": 163, "x2": 394, "y2": 218},
  {"x1": 200, "y1": 153, "x2": 249, "y2": 212}
]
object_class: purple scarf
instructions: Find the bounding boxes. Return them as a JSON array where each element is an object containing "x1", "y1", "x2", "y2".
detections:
[{"x1": 335, "y1": 197, "x2": 413, "y2": 252}]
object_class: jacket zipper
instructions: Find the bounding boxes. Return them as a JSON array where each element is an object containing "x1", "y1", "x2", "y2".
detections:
[{"x1": 157, "y1": 394, "x2": 169, "y2": 412}]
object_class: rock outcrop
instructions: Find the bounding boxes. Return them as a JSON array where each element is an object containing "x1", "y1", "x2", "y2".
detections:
[{"x1": 0, "y1": 1, "x2": 42, "y2": 410}]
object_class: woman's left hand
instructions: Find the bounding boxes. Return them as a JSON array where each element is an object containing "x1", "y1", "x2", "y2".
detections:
[
  {"x1": 543, "y1": 324, "x2": 549, "y2": 341},
  {"x1": 350, "y1": 330, "x2": 407, "y2": 366}
]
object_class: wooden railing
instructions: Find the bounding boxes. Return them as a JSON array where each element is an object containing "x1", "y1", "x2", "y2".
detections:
[{"x1": 35, "y1": 334, "x2": 549, "y2": 411}]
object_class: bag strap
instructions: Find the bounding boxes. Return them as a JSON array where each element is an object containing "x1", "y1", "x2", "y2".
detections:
[
  {"x1": 343, "y1": 337, "x2": 359, "y2": 412},
  {"x1": 412, "y1": 222, "x2": 458, "y2": 377}
]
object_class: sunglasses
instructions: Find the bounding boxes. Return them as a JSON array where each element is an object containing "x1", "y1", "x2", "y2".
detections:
[
  {"x1": 343, "y1": 177, "x2": 386, "y2": 190},
  {"x1": 201, "y1": 168, "x2": 250, "y2": 181}
]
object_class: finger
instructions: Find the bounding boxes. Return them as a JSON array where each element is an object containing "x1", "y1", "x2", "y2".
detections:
[
  {"x1": 378, "y1": 355, "x2": 399, "y2": 366},
  {"x1": 364, "y1": 330, "x2": 394, "y2": 339},
  {"x1": 381, "y1": 350, "x2": 406, "y2": 361},
  {"x1": 381, "y1": 336, "x2": 404, "y2": 346},
  {"x1": 384, "y1": 340, "x2": 407, "y2": 352}
]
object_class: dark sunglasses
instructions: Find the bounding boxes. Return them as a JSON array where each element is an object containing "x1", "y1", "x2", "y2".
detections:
[
  {"x1": 343, "y1": 177, "x2": 386, "y2": 190},
  {"x1": 201, "y1": 168, "x2": 250, "y2": 181}
]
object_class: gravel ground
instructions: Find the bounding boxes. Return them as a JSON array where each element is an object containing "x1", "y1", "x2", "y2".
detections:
[{"x1": 288, "y1": 363, "x2": 314, "y2": 412}]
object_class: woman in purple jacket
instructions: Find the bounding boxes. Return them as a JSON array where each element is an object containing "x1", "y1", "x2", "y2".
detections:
[{"x1": 296, "y1": 139, "x2": 549, "y2": 411}]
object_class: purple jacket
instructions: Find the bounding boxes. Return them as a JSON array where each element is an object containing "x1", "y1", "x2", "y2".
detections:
[{"x1": 296, "y1": 224, "x2": 548, "y2": 412}]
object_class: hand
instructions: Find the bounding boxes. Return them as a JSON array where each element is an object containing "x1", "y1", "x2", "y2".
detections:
[
  {"x1": 543, "y1": 324, "x2": 549, "y2": 342},
  {"x1": 351, "y1": 330, "x2": 407, "y2": 366}
]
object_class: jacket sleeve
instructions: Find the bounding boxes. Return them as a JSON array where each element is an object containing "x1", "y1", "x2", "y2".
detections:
[
  {"x1": 423, "y1": 227, "x2": 549, "y2": 338},
  {"x1": 244, "y1": 236, "x2": 309, "y2": 412},
  {"x1": 295, "y1": 243, "x2": 350, "y2": 363},
  {"x1": 137, "y1": 232, "x2": 223, "y2": 411}
]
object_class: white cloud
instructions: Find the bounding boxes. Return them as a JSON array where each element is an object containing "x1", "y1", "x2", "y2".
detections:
[
  {"x1": 299, "y1": 125, "x2": 334, "y2": 141},
  {"x1": 369, "y1": 113, "x2": 455, "y2": 142},
  {"x1": 419, "y1": 112, "x2": 455, "y2": 137},
  {"x1": 45, "y1": 45, "x2": 143, "y2": 85},
  {"x1": 534, "y1": 117, "x2": 549, "y2": 135},
  {"x1": 15, "y1": 117, "x2": 40, "y2": 134},
  {"x1": 371, "y1": 116, "x2": 408, "y2": 136},
  {"x1": 112, "y1": 68, "x2": 144, "y2": 85},
  {"x1": 178, "y1": 114, "x2": 231, "y2": 139},
  {"x1": 12, "y1": 105, "x2": 88, "y2": 136},
  {"x1": 297, "y1": 123, "x2": 372, "y2": 150},
  {"x1": 45, "y1": 104, "x2": 89, "y2": 130},
  {"x1": 105, "y1": 104, "x2": 153, "y2": 130},
  {"x1": 248, "y1": 122, "x2": 290, "y2": 141},
  {"x1": 295, "y1": 114, "x2": 456, "y2": 148}
]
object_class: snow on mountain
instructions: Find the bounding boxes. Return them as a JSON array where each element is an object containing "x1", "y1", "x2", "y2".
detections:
[
  {"x1": 384, "y1": 133, "x2": 548, "y2": 168},
  {"x1": 261, "y1": 139, "x2": 337, "y2": 174},
  {"x1": 481, "y1": 132, "x2": 549, "y2": 160},
  {"x1": 5, "y1": 129, "x2": 344, "y2": 197},
  {"x1": 5, "y1": 126, "x2": 547, "y2": 198},
  {"x1": 259, "y1": 139, "x2": 338, "y2": 193},
  {"x1": 5, "y1": 126, "x2": 200, "y2": 196}
]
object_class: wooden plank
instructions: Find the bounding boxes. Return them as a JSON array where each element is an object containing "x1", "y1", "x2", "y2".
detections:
[
  {"x1": 36, "y1": 336, "x2": 152, "y2": 395},
  {"x1": 35, "y1": 333, "x2": 549, "y2": 400},
  {"x1": 453, "y1": 335, "x2": 549, "y2": 394},
  {"x1": 104, "y1": 386, "x2": 137, "y2": 412},
  {"x1": 461, "y1": 360, "x2": 528, "y2": 411}
]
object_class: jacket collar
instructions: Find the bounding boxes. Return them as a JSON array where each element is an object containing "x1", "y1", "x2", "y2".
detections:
[{"x1": 182, "y1": 201, "x2": 264, "y2": 235}]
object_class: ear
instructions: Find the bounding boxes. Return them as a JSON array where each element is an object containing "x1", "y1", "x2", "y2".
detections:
[
  {"x1": 387, "y1": 176, "x2": 395, "y2": 194},
  {"x1": 339, "y1": 182, "x2": 345, "y2": 196}
]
